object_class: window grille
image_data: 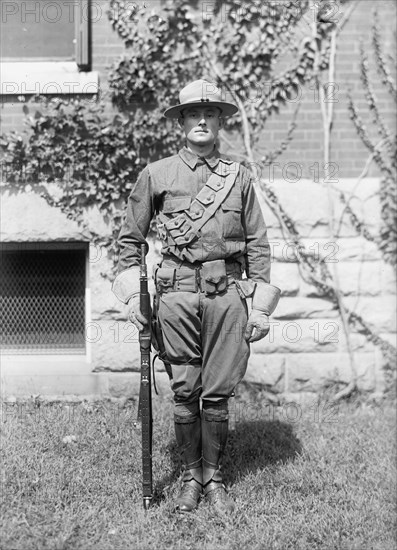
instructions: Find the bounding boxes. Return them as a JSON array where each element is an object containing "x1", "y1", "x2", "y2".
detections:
[{"x1": 1, "y1": 246, "x2": 86, "y2": 354}]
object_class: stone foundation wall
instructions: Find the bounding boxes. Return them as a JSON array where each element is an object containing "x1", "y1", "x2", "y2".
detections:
[{"x1": 2, "y1": 177, "x2": 394, "y2": 400}]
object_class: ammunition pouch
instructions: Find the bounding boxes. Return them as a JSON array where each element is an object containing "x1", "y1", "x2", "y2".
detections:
[
  {"x1": 154, "y1": 267, "x2": 176, "y2": 294},
  {"x1": 163, "y1": 213, "x2": 199, "y2": 247},
  {"x1": 200, "y1": 259, "x2": 227, "y2": 295}
]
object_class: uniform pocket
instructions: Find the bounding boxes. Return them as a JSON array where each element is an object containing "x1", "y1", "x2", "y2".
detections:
[
  {"x1": 162, "y1": 196, "x2": 191, "y2": 214},
  {"x1": 221, "y1": 194, "x2": 243, "y2": 239}
]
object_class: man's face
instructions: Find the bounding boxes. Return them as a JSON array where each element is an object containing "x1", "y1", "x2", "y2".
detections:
[{"x1": 179, "y1": 106, "x2": 222, "y2": 147}]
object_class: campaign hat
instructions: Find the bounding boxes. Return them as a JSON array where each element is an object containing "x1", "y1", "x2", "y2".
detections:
[{"x1": 163, "y1": 79, "x2": 238, "y2": 119}]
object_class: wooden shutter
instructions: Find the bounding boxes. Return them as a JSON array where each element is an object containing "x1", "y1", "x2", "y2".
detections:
[{"x1": 76, "y1": 0, "x2": 91, "y2": 70}]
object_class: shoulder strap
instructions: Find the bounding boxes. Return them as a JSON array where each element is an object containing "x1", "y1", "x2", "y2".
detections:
[
  {"x1": 162, "y1": 162, "x2": 239, "y2": 247},
  {"x1": 189, "y1": 162, "x2": 239, "y2": 231}
]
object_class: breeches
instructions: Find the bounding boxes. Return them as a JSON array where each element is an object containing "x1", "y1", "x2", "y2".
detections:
[{"x1": 158, "y1": 284, "x2": 250, "y2": 404}]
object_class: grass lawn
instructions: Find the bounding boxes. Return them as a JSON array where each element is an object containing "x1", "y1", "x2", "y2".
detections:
[{"x1": 1, "y1": 390, "x2": 396, "y2": 550}]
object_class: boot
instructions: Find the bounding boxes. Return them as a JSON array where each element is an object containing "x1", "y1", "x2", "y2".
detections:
[
  {"x1": 174, "y1": 408, "x2": 202, "y2": 513},
  {"x1": 202, "y1": 401, "x2": 235, "y2": 514}
]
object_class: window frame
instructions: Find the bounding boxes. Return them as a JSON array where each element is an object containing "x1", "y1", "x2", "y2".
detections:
[{"x1": 0, "y1": 0, "x2": 98, "y2": 96}]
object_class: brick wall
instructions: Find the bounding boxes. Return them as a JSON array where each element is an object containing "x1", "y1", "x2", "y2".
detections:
[
  {"x1": 1, "y1": 1, "x2": 395, "y2": 173},
  {"x1": 227, "y1": 0, "x2": 396, "y2": 178},
  {"x1": 0, "y1": 0, "x2": 125, "y2": 133}
]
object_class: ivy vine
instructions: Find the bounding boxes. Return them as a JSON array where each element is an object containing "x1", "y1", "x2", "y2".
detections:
[{"x1": 347, "y1": 9, "x2": 396, "y2": 267}]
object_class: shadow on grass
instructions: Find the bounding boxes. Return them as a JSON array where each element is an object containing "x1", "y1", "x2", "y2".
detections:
[
  {"x1": 153, "y1": 419, "x2": 301, "y2": 503},
  {"x1": 225, "y1": 419, "x2": 302, "y2": 485},
  {"x1": 152, "y1": 438, "x2": 180, "y2": 505}
]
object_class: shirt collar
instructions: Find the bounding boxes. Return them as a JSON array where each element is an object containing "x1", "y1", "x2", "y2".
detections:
[{"x1": 178, "y1": 146, "x2": 234, "y2": 170}]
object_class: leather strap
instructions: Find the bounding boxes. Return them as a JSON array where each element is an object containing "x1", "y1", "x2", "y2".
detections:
[
  {"x1": 162, "y1": 162, "x2": 239, "y2": 247},
  {"x1": 188, "y1": 162, "x2": 239, "y2": 230}
]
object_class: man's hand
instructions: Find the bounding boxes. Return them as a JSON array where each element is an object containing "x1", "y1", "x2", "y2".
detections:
[
  {"x1": 127, "y1": 294, "x2": 149, "y2": 332},
  {"x1": 244, "y1": 310, "x2": 270, "y2": 343}
]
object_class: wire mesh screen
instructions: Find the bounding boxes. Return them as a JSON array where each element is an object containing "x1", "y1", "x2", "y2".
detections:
[{"x1": 1, "y1": 248, "x2": 86, "y2": 354}]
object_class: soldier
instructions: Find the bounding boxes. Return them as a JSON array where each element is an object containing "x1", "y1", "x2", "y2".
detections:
[{"x1": 112, "y1": 80, "x2": 280, "y2": 514}]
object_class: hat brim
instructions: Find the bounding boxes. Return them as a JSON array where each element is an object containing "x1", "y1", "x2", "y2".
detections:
[{"x1": 163, "y1": 101, "x2": 238, "y2": 119}]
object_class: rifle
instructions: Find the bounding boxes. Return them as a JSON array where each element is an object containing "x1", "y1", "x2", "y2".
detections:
[{"x1": 138, "y1": 244, "x2": 153, "y2": 510}]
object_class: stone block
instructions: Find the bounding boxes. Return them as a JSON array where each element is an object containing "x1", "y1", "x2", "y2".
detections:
[
  {"x1": 338, "y1": 331, "x2": 376, "y2": 353},
  {"x1": 299, "y1": 280, "x2": 327, "y2": 298},
  {"x1": 378, "y1": 333, "x2": 397, "y2": 347},
  {"x1": 108, "y1": 373, "x2": 140, "y2": 399},
  {"x1": 343, "y1": 296, "x2": 397, "y2": 332},
  {"x1": 258, "y1": 178, "x2": 382, "y2": 240},
  {"x1": 90, "y1": 254, "x2": 126, "y2": 319},
  {"x1": 332, "y1": 178, "x2": 381, "y2": 234},
  {"x1": 103, "y1": 370, "x2": 171, "y2": 401},
  {"x1": 334, "y1": 261, "x2": 382, "y2": 296},
  {"x1": 381, "y1": 263, "x2": 397, "y2": 295},
  {"x1": 274, "y1": 297, "x2": 339, "y2": 319},
  {"x1": 91, "y1": 276, "x2": 126, "y2": 320},
  {"x1": 91, "y1": 320, "x2": 141, "y2": 372},
  {"x1": 251, "y1": 318, "x2": 340, "y2": 354},
  {"x1": 329, "y1": 237, "x2": 382, "y2": 262},
  {"x1": 289, "y1": 237, "x2": 383, "y2": 264},
  {"x1": 245, "y1": 354, "x2": 286, "y2": 391},
  {"x1": 285, "y1": 352, "x2": 377, "y2": 392},
  {"x1": 1, "y1": 189, "x2": 84, "y2": 241},
  {"x1": 332, "y1": 197, "x2": 380, "y2": 237},
  {"x1": 268, "y1": 239, "x2": 302, "y2": 263},
  {"x1": 260, "y1": 180, "x2": 330, "y2": 238},
  {"x1": 0, "y1": 357, "x2": 108, "y2": 401},
  {"x1": 271, "y1": 262, "x2": 300, "y2": 296}
]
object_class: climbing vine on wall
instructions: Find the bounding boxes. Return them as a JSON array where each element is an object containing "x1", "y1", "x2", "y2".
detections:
[
  {"x1": 0, "y1": 0, "x2": 395, "y2": 389},
  {"x1": 347, "y1": 9, "x2": 397, "y2": 267},
  {"x1": 1, "y1": 0, "x2": 334, "y2": 250}
]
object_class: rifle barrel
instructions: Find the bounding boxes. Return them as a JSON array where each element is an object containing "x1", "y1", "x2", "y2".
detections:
[{"x1": 139, "y1": 244, "x2": 152, "y2": 509}]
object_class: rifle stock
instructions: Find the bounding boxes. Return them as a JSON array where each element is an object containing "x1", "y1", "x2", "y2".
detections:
[{"x1": 139, "y1": 244, "x2": 152, "y2": 510}]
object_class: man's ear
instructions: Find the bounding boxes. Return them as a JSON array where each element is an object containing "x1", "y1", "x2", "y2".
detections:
[
  {"x1": 219, "y1": 117, "x2": 224, "y2": 129},
  {"x1": 178, "y1": 117, "x2": 184, "y2": 128}
]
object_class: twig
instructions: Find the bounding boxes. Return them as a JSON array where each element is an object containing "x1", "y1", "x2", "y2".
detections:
[
  {"x1": 336, "y1": 0, "x2": 359, "y2": 35},
  {"x1": 202, "y1": 45, "x2": 256, "y2": 172},
  {"x1": 312, "y1": 6, "x2": 358, "y2": 401}
]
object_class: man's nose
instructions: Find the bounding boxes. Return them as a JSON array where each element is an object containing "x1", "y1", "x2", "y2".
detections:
[{"x1": 198, "y1": 116, "x2": 207, "y2": 125}]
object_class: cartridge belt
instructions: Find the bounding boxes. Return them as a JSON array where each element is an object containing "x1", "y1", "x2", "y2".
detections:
[{"x1": 154, "y1": 257, "x2": 243, "y2": 295}]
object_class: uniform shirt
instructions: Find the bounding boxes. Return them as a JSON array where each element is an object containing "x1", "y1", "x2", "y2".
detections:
[{"x1": 117, "y1": 146, "x2": 270, "y2": 283}]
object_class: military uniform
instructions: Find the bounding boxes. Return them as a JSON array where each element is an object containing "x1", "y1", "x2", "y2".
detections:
[{"x1": 112, "y1": 80, "x2": 280, "y2": 514}]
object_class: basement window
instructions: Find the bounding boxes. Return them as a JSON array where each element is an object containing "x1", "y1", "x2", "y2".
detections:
[{"x1": 0, "y1": 243, "x2": 88, "y2": 354}]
